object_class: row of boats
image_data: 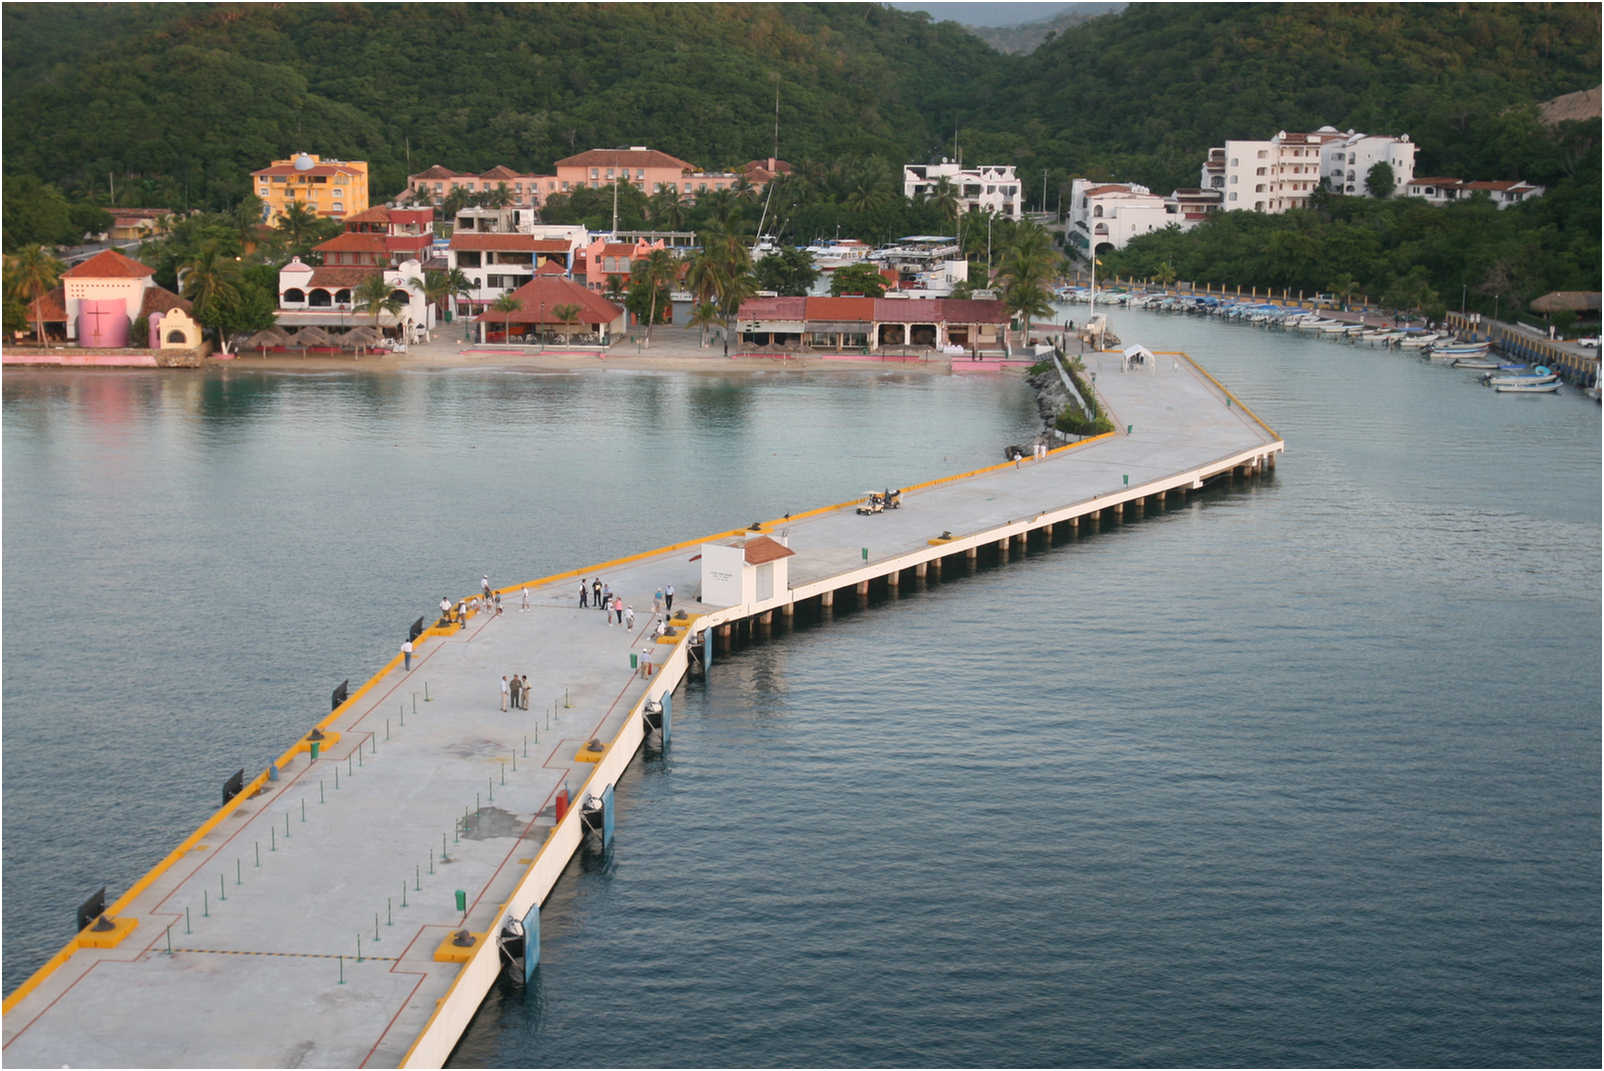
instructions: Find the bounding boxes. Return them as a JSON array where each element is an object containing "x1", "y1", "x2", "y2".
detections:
[{"x1": 1053, "y1": 287, "x2": 1568, "y2": 395}]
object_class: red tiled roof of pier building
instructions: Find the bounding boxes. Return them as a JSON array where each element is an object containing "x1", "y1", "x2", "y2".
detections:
[
  {"x1": 314, "y1": 232, "x2": 389, "y2": 254},
  {"x1": 741, "y1": 536, "x2": 795, "y2": 565}
]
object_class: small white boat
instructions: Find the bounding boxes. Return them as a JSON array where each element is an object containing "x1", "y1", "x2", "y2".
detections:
[
  {"x1": 1494, "y1": 380, "x2": 1561, "y2": 393},
  {"x1": 1360, "y1": 329, "x2": 1404, "y2": 344},
  {"x1": 1398, "y1": 332, "x2": 1441, "y2": 350},
  {"x1": 1451, "y1": 358, "x2": 1499, "y2": 370},
  {"x1": 1483, "y1": 367, "x2": 1557, "y2": 387}
]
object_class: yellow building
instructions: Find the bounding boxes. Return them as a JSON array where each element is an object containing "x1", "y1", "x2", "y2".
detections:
[{"x1": 250, "y1": 152, "x2": 369, "y2": 223}]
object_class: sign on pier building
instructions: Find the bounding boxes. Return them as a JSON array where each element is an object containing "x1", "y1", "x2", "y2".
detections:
[{"x1": 700, "y1": 535, "x2": 795, "y2": 608}]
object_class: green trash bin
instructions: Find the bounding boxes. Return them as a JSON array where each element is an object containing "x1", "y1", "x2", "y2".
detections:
[
  {"x1": 630, "y1": 652, "x2": 638, "y2": 669},
  {"x1": 454, "y1": 889, "x2": 467, "y2": 912},
  {"x1": 310, "y1": 741, "x2": 320, "y2": 761}
]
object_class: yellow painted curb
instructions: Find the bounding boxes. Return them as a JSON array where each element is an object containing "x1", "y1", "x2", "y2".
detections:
[
  {"x1": 432, "y1": 932, "x2": 484, "y2": 964},
  {"x1": 76, "y1": 916, "x2": 139, "y2": 950}
]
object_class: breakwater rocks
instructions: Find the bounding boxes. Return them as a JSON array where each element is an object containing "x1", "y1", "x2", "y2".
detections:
[{"x1": 1026, "y1": 355, "x2": 1073, "y2": 430}]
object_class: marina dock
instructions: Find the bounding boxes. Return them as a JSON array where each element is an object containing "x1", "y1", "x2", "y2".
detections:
[{"x1": 1, "y1": 348, "x2": 1283, "y2": 1068}]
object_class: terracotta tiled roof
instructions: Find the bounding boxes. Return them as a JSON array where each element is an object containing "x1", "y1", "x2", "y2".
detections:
[
  {"x1": 920, "y1": 298, "x2": 1010, "y2": 324},
  {"x1": 450, "y1": 234, "x2": 547, "y2": 252},
  {"x1": 342, "y1": 206, "x2": 393, "y2": 224},
  {"x1": 598, "y1": 242, "x2": 637, "y2": 257},
  {"x1": 478, "y1": 165, "x2": 523, "y2": 180},
  {"x1": 537, "y1": 261, "x2": 569, "y2": 275},
  {"x1": 63, "y1": 249, "x2": 154, "y2": 279},
  {"x1": 739, "y1": 296, "x2": 807, "y2": 320},
  {"x1": 530, "y1": 239, "x2": 572, "y2": 253},
  {"x1": 307, "y1": 267, "x2": 382, "y2": 288},
  {"x1": 1409, "y1": 177, "x2": 1462, "y2": 186},
  {"x1": 741, "y1": 536, "x2": 795, "y2": 565},
  {"x1": 556, "y1": 148, "x2": 695, "y2": 172},
  {"x1": 411, "y1": 164, "x2": 463, "y2": 180},
  {"x1": 314, "y1": 232, "x2": 389, "y2": 253},
  {"x1": 806, "y1": 296, "x2": 875, "y2": 320},
  {"x1": 253, "y1": 163, "x2": 363, "y2": 178},
  {"x1": 138, "y1": 284, "x2": 192, "y2": 320},
  {"x1": 27, "y1": 286, "x2": 67, "y2": 322},
  {"x1": 474, "y1": 276, "x2": 622, "y2": 325}
]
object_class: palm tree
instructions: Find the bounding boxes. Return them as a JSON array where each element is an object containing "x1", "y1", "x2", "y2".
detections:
[
  {"x1": 648, "y1": 188, "x2": 688, "y2": 231},
  {"x1": 630, "y1": 248, "x2": 677, "y2": 347},
  {"x1": 491, "y1": 292, "x2": 522, "y2": 343},
  {"x1": 929, "y1": 176, "x2": 960, "y2": 232},
  {"x1": 230, "y1": 195, "x2": 266, "y2": 256},
  {"x1": 996, "y1": 223, "x2": 1063, "y2": 333},
  {"x1": 4, "y1": 244, "x2": 65, "y2": 343},
  {"x1": 409, "y1": 267, "x2": 473, "y2": 330},
  {"x1": 604, "y1": 274, "x2": 626, "y2": 305},
  {"x1": 487, "y1": 183, "x2": 514, "y2": 209},
  {"x1": 275, "y1": 202, "x2": 320, "y2": 254},
  {"x1": 688, "y1": 300, "x2": 720, "y2": 348},
  {"x1": 552, "y1": 302, "x2": 582, "y2": 344},
  {"x1": 180, "y1": 242, "x2": 245, "y2": 353},
  {"x1": 352, "y1": 273, "x2": 407, "y2": 348}
]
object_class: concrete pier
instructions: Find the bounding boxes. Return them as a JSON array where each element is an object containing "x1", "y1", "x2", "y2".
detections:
[{"x1": 2, "y1": 348, "x2": 1282, "y2": 1068}]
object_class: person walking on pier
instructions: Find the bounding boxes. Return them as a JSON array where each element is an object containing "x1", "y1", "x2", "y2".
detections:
[
  {"x1": 500, "y1": 675, "x2": 510, "y2": 711},
  {"x1": 482, "y1": 575, "x2": 492, "y2": 602},
  {"x1": 613, "y1": 594, "x2": 625, "y2": 625},
  {"x1": 665, "y1": 583, "x2": 675, "y2": 613},
  {"x1": 653, "y1": 587, "x2": 663, "y2": 615},
  {"x1": 402, "y1": 638, "x2": 413, "y2": 671},
  {"x1": 625, "y1": 605, "x2": 636, "y2": 630},
  {"x1": 440, "y1": 596, "x2": 452, "y2": 622},
  {"x1": 509, "y1": 674, "x2": 522, "y2": 710},
  {"x1": 521, "y1": 586, "x2": 530, "y2": 612},
  {"x1": 602, "y1": 582, "x2": 613, "y2": 612},
  {"x1": 580, "y1": 578, "x2": 589, "y2": 608}
]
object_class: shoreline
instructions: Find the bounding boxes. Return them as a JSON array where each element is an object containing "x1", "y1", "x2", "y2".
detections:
[{"x1": 3, "y1": 337, "x2": 978, "y2": 377}]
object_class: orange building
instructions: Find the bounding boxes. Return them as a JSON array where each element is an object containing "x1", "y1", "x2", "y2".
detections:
[{"x1": 251, "y1": 153, "x2": 370, "y2": 223}]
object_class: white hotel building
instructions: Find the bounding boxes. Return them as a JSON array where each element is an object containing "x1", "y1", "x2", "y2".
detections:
[
  {"x1": 1201, "y1": 126, "x2": 1416, "y2": 213},
  {"x1": 1068, "y1": 180, "x2": 1177, "y2": 256},
  {"x1": 903, "y1": 160, "x2": 1024, "y2": 221}
]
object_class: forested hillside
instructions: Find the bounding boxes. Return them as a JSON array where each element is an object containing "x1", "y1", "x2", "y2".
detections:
[
  {"x1": 958, "y1": 2, "x2": 1599, "y2": 192},
  {"x1": 1, "y1": 2, "x2": 997, "y2": 209}
]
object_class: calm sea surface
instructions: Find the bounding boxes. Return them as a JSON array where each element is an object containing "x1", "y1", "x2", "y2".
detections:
[{"x1": 4, "y1": 309, "x2": 1599, "y2": 1067}]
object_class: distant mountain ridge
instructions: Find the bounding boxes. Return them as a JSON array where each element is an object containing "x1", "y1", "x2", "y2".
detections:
[{"x1": 961, "y1": 3, "x2": 1125, "y2": 54}]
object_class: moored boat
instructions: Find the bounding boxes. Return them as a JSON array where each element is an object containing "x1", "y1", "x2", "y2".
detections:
[{"x1": 1493, "y1": 379, "x2": 1562, "y2": 393}]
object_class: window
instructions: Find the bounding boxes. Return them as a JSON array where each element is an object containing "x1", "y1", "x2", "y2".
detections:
[
  {"x1": 590, "y1": 168, "x2": 599, "y2": 178},
  {"x1": 1230, "y1": 158, "x2": 1239, "y2": 167},
  {"x1": 1257, "y1": 149, "x2": 1268, "y2": 158},
  {"x1": 1230, "y1": 175, "x2": 1238, "y2": 185},
  {"x1": 1229, "y1": 192, "x2": 1237, "y2": 202},
  {"x1": 636, "y1": 169, "x2": 644, "y2": 179}
]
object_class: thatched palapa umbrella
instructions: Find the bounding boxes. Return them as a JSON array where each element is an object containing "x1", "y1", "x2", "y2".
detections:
[
  {"x1": 245, "y1": 325, "x2": 291, "y2": 356},
  {"x1": 342, "y1": 324, "x2": 383, "y2": 357},
  {"x1": 291, "y1": 325, "x2": 335, "y2": 356}
]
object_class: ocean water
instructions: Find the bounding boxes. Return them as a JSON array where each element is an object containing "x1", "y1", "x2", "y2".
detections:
[{"x1": 4, "y1": 312, "x2": 1599, "y2": 1067}]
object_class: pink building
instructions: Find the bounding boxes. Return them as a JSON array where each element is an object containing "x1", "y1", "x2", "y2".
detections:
[
  {"x1": 554, "y1": 147, "x2": 738, "y2": 201},
  {"x1": 33, "y1": 249, "x2": 192, "y2": 348},
  {"x1": 577, "y1": 236, "x2": 669, "y2": 293},
  {"x1": 408, "y1": 165, "x2": 553, "y2": 209}
]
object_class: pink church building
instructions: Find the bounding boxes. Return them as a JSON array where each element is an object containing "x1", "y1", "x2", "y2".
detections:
[{"x1": 41, "y1": 250, "x2": 193, "y2": 348}]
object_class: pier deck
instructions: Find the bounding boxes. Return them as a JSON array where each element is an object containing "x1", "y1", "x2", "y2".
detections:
[{"x1": 1, "y1": 350, "x2": 1282, "y2": 1068}]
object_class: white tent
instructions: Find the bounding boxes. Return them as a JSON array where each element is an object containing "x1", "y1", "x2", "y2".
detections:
[{"x1": 1122, "y1": 343, "x2": 1156, "y2": 371}]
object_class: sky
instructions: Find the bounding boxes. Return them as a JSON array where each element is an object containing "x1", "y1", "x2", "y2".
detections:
[{"x1": 885, "y1": 2, "x2": 1095, "y2": 27}]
